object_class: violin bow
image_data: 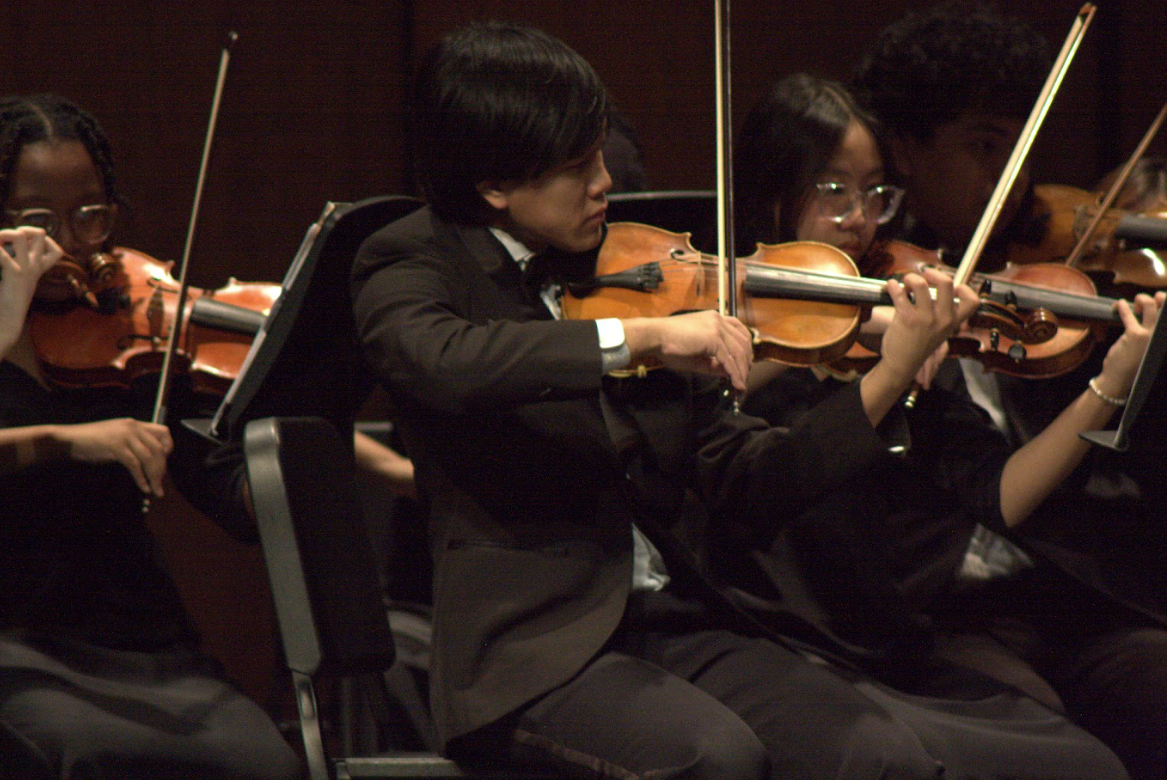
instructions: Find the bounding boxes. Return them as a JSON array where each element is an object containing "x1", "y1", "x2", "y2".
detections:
[
  {"x1": 949, "y1": 3, "x2": 1096, "y2": 288},
  {"x1": 151, "y1": 30, "x2": 238, "y2": 428},
  {"x1": 713, "y1": 0, "x2": 743, "y2": 411},
  {"x1": 714, "y1": 0, "x2": 737, "y2": 319},
  {"x1": 1063, "y1": 99, "x2": 1167, "y2": 270},
  {"x1": 901, "y1": 4, "x2": 1094, "y2": 410}
]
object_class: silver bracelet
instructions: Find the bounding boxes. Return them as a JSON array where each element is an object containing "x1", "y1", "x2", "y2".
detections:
[{"x1": 1088, "y1": 377, "x2": 1127, "y2": 407}]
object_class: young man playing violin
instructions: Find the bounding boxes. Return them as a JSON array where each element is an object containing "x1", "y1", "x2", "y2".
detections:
[
  {"x1": 854, "y1": 4, "x2": 1167, "y2": 777},
  {"x1": 351, "y1": 20, "x2": 1143, "y2": 780}
]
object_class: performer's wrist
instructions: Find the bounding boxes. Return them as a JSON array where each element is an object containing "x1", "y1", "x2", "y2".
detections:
[
  {"x1": 597, "y1": 318, "x2": 630, "y2": 372},
  {"x1": 1087, "y1": 376, "x2": 1127, "y2": 407}
]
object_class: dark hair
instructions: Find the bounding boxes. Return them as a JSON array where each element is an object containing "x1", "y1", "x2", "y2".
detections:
[
  {"x1": 851, "y1": 1, "x2": 1051, "y2": 142},
  {"x1": 411, "y1": 21, "x2": 609, "y2": 224},
  {"x1": 734, "y1": 73, "x2": 879, "y2": 249},
  {"x1": 0, "y1": 94, "x2": 119, "y2": 208}
]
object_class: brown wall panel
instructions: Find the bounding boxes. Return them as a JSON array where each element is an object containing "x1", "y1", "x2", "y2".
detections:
[
  {"x1": 4, "y1": 1, "x2": 412, "y2": 289},
  {"x1": 7, "y1": 2, "x2": 1159, "y2": 279},
  {"x1": 405, "y1": 1, "x2": 1163, "y2": 195}
]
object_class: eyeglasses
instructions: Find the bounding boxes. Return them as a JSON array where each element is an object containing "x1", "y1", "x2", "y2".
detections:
[
  {"x1": 4, "y1": 204, "x2": 116, "y2": 244},
  {"x1": 813, "y1": 182, "x2": 904, "y2": 225}
]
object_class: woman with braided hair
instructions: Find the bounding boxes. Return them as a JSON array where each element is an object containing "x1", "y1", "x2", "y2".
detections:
[{"x1": 0, "y1": 94, "x2": 298, "y2": 780}]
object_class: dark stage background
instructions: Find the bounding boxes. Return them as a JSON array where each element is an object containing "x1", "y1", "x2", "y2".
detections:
[{"x1": 8, "y1": 0, "x2": 1163, "y2": 710}]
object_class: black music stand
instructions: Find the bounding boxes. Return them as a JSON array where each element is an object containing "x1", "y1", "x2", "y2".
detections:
[
  {"x1": 186, "y1": 195, "x2": 423, "y2": 443},
  {"x1": 1080, "y1": 304, "x2": 1167, "y2": 452}
]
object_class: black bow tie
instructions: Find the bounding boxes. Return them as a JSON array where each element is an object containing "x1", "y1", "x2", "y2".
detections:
[{"x1": 520, "y1": 252, "x2": 548, "y2": 295}]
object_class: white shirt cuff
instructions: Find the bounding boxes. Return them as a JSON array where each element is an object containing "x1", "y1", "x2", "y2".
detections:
[{"x1": 596, "y1": 318, "x2": 630, "y2": 373}]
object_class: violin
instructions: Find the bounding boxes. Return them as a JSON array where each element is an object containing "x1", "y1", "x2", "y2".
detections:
[
  {"x1": 864, "y1": 238, "x2": 1120, "y2": 377},
  {"x1": 1009, "y1": 183, "x2": 1167, "y2": 290},
  {"x1": 564, "y1": 221, "x2": 1135, "y2": 380},
  {"x1": 562, "y1": 222, "x2": 1079, "y2": 373},
  {"x1": 31, "y1": 249, "x2": 120, "y2": 308},
  {"x1": 1101, "y1": 164, "x2": 1167, "y2": 219},
  {"x1": 561, "y1": 222, "x2": 866, "y2": 369},
  {"x1": 28, "y1": 247, "x2": 279, "y2": 395}
]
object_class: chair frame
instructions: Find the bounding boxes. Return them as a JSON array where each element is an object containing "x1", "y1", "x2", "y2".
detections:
[{"x1": 245, "y1": 416, "x2": 555, "y2": 779}]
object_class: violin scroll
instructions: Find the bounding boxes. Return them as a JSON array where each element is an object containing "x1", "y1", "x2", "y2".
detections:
[{"x1": 34, "y1": 250, "x2": 122, "y2": 309}]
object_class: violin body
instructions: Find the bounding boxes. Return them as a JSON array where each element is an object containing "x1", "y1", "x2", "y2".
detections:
[
  {"x1": 561, "y1": 222, "x2": 863, "y2": 368},
  {"x1": 739, "y1": 241, "x2": 865, "y2": 365},
  {"x1": 1018, "y1": 184, "x2": 1167, "y2": 290},
  {"x1": 1006, "y1": 184, "x2": 1095, "y2": 266},
  {"x1": 29, "y1": 247, "x2": 280, "y2": 394}
]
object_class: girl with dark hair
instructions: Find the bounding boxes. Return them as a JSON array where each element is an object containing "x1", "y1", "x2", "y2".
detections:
[
  {"x1": 735, "y1": 73, "x2": 899, "y2": 258},
  {"x1": 735, "y1": 69, "x2": 1167, "y2": 780},
  {"x1": 0, "y1": 94, "x2": 299, "y2": 780},
  {"x1": 0, "y1": 95, "x2": 120, "y2": 211},
  {"x1": 734, "y1": 74, "x2": 926, "y2": 400}
]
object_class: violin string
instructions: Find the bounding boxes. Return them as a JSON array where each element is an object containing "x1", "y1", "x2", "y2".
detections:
[{"x1": 649, "y1": 248, "x2": 1127, "y2": 320}]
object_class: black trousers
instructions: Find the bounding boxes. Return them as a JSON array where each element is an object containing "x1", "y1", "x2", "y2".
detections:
[
  {"x1": 458, "y1": 619, "x2": 1129, "y2": 780},
  {"x1": 936, "y1": 566, "x2": 1167, "y2": 780},
  {"x1": 0, "y1": 633, "x2": 299, "y2": 780}
]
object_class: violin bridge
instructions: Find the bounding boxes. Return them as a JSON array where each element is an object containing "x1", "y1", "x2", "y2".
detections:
[{"x1": 147, "y1": 286, "x2": 167, "y2": 343}]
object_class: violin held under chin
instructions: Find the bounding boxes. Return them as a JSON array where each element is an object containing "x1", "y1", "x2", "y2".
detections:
[
  {"x1": 28, "y1": 246, "x2": 280, "y2": 395},
  {"x1": 1007, "y1": 184, "x2": 1167, "y2": 291}
]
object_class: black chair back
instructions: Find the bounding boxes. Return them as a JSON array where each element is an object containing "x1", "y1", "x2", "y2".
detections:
[
  {"x1": 246, "y1": 416, "x2": 558, "y2": 779},
  {"x1": 606, "y1": 190, "x2": 717, "y2": 253},
  {"x1": 246, "y1": 416, "x2": 394, "y2": 677}
]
